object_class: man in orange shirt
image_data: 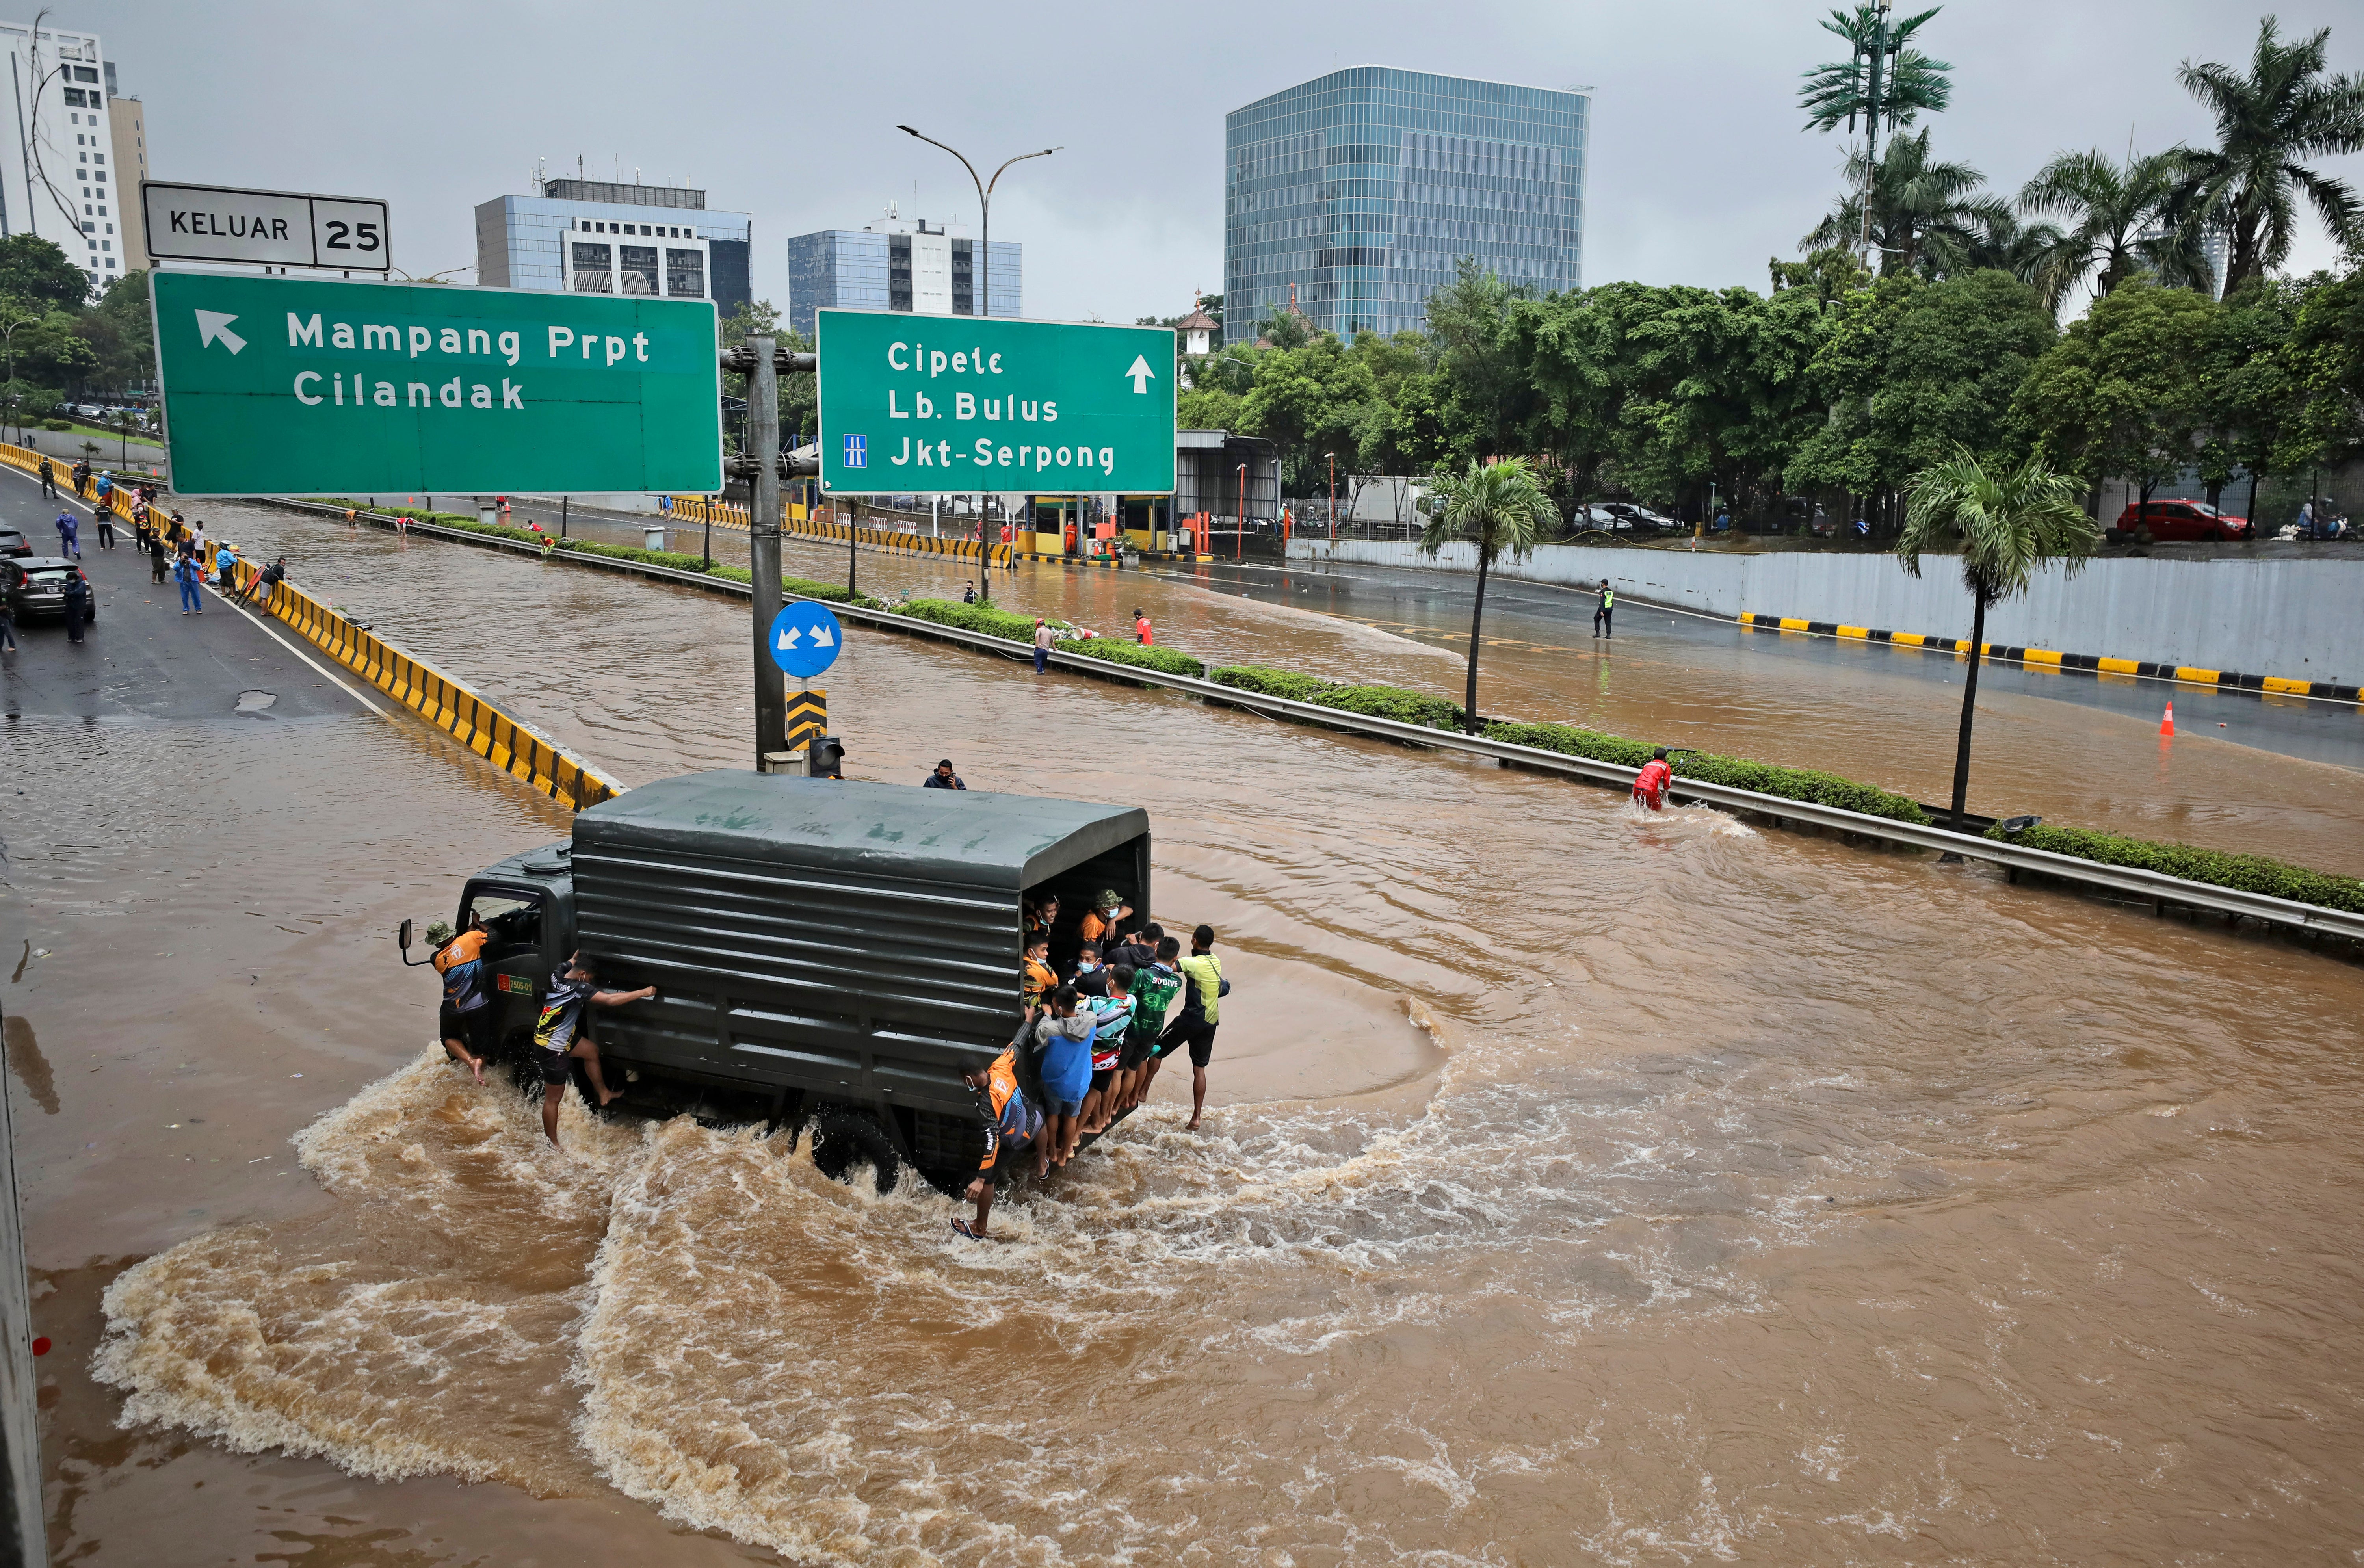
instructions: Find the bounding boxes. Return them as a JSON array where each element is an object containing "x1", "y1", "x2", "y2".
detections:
[
  {"x1": 1079, "y1": 890, "x2": 1130, "y2": 947},
  {"x1": 433, "y1": 914, "x2": 494, "y2": 1082},
  {"x1": 1134, "y1": 608, "x2": 1153, "y2": 646},
  {"x1": 1633, "y1": 748, "x2": 1674, "y2": 812}
]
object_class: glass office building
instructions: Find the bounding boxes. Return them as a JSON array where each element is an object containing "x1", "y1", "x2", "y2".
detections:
[
  {"x1": 475, "y1": 180, "x2": 752, "y2": 316},
  {"x1": 1225, "y1": 67, "x2": 1587, "y2": 340},
  {"x1": 786, "y1": 221, "x2": 1022, "y2": 339}
]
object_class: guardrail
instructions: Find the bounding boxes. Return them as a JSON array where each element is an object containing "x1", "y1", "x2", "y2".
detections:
[{"x1": 262, "y1": 497, "x2": 2364, "y2": 947}]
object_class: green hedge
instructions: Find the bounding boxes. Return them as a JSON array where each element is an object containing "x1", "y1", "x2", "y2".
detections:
[
  {"x1": 1212, "y1": 664, "x2": 1466, "y2": 730},
  {"x1": 1487, "y1": 721, "x2": 1931, "y2": 824},
  {"x1": 893, "y1": 597, "x2": 1207, "y2": 676},
  {"x1": 306, "y1": 498, "x2": 873, "y2": 606},
  {"x1": 1992, "y1": 821, "x2": 2364, "y2": 914}
]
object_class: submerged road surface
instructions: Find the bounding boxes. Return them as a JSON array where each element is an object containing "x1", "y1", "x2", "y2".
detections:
[{"x1": 15, "y1": 496, "x2": 2363, "y2": 1564}]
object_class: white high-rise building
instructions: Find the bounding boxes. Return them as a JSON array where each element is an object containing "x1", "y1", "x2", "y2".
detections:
[{"x1": 0, "y1": 17, "x2": 130, "y2": 294}]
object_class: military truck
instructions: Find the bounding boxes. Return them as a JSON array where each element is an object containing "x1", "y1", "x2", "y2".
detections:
[{"x1": 400, "y1": 769, "x2": 1150, "y2": 1193}]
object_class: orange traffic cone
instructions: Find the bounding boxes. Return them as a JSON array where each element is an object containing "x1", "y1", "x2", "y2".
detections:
[{"x1": 2160, "y1": 702, "x2": 2175, "y2": 737}]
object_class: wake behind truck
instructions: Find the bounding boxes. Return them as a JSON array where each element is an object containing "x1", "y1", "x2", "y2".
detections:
[{"x1": 400, "y1": 769, "x2": 1150, "y2": 1193}]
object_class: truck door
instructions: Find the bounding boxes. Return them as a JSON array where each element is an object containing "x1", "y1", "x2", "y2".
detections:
[{"x1": 460, "y1": 884, "x2": 548, "y2": 1052}]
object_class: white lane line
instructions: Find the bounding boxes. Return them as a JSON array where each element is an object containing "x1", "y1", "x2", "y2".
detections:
[
  {"x1": 0, "y1": 457, "x2": 390, "y2": 720},
  {"x1": 204, "y1": 582, "x2": 390, "y2": 721}
]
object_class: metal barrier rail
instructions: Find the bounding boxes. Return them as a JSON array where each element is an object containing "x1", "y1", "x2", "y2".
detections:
[
  {"x1": 202, "y1": 540, "x2": 623, "y2": 810},
  {"x1": 262, "y1": 498, "x2": 2364, "y2": 945}
]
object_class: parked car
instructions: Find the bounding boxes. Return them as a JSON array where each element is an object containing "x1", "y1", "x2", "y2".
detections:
[
  {"x1": 2107, "y1": 500, "x2": 2251, "y2": 544},
  {"x1": 0, "y1": 527, "x2": 31, "y2": 559},
  {"x1": 2, "y1": 557, "x2": 93, "y2": 622},
  {"x1": 1600, "y1": 501, "x2": 1678, "y2": 531},
  {"x1": 1569, "y1": 504, "x2": 1632, "y2": 531}
]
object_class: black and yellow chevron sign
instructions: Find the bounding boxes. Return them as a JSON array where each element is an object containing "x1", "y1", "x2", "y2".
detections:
[{"x1": 785, "y1": 688, "x2": 828, "y2": 746}]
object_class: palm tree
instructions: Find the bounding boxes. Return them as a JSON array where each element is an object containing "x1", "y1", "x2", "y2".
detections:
[
  {"x1": 1799, "y1": 6, "x2": 1954, "y2": 147},
  {"x1": 1959, "y1": 208, "x2": 2067, "y2": 287},
  {"x1": 1898, "y1": 449, "x2": 2100, "y2": 834},
  {"x1": 2018, "y1": 149, "x2": 2208, "y2": 308},
  {"x1": 2170, "y1": 16, "x2": 2364, "y2": 294},
  {"x1": 1804, "y1": 129, "x2": 2003, "y2": 276},
  {"x1": 1419, "y1": 456, "x2": 1557, "y2": 733}
]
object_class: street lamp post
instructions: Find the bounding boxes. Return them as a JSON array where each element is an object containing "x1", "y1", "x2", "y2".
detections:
[
  {"x1": 1325, "y1": 451, "x2": 1337, "y2": 546},
  {"x1": 896, "y1": 126, "x2": 1060, "y2": 606},
  {"x1": 1235, "y1": 464, "x2": 1248, "y2": 562}
]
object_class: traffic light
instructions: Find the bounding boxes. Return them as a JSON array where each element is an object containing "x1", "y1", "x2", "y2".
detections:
[{"x1": 809, "y1": 734, "x2": 845, "y2": 779}]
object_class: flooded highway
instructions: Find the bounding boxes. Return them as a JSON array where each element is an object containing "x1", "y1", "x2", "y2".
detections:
[{"x1": 12, "y1": 495, "x2": 2364, "y2": 1564}]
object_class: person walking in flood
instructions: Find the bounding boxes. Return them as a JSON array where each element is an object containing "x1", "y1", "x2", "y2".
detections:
[
  {"x1": 531, "y1": 954, "x2": 652, "y2": 1148},
  {"x1": 1134, "y1": 608, "x2": 1153, "y2": 646},
  {"x1": 1593, "y1": 579, "x2": 1614, "y2": 639},
  {"x1": 1033, "y1": 617, "x2": 1053, "y2": 674},
  {"x1": 1633, "y1": 747, "x2": 1673, "y2": 811}
]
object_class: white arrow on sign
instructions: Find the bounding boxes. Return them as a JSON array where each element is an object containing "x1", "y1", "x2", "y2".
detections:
[
  {"x1": 1124, "y1": 354, "x2": 1156, "y2": 394},
  {"x1": 195, "y1": 309, "x2": 246, "y2": 355},
  {"x1": 777, "y1": 627, "x2": 803, "y2": 649},
  {"x1": 810, "y1": 626, "x2": 834, "y2": 647}
]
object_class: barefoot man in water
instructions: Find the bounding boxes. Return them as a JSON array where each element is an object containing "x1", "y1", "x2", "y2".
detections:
[{"x1": 531, "y1": 954, "x2": 652, "y2": 1147}]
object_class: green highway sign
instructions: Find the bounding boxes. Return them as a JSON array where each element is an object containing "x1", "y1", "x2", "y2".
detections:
[
  {"x1": 814, "y1": 308, "x2": 1175, "y2": 494},
  {"x1": 151, "y1": 271, "x2": 722, "y2": 495}
]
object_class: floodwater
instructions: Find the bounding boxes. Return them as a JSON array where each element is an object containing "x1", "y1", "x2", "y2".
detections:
[{"x1": 12, "y1": 502, "x2": 2364, "y2": 1564}]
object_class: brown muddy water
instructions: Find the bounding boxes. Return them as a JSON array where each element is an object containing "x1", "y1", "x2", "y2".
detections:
[{"x1": 9, "y1": 503, "x2": 2364, "y2": 1565}]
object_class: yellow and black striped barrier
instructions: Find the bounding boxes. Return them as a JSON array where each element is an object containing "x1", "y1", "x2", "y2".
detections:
[
  {"x1": 783, "y1": 513, "x2": 1012, "y2": 565},
  {"x1": 203, "y1": 545, "x2": 624, "y2": 810},
  {"x1": 785, "y1": 688, "x2": 827, "y2": 748},
  {"x1": 1735, "y1": 611, "x2": 2361, "y2": 704}
]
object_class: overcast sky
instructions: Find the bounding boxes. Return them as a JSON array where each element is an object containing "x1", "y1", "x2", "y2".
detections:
[{"x1": 97, "y1": 0, "x2": 2364, "y2": 321}]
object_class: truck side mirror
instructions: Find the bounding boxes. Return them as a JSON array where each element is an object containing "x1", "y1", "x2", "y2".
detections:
[{"x1": 398, "y1": 918, "x2": 414, "y2": 952}]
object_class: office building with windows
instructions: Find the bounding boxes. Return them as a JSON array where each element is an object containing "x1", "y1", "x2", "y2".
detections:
[
  {"x1": 1225, "y1": 66, "x2": 1587, "y2": 340},
  {"x1": 0, "y1": 19, "x2": 131, "y2": 292},
  {"x1": 785, "y1": 214, "x2": 1020, "y2": 338},
  {"x1": 474, "y1": 178, "x2": 751, "y2": 315}
]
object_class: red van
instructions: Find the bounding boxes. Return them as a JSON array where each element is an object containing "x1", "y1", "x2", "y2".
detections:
[{"x1": 2107, "y1": 500, "x2": 2252, "y2": 543}]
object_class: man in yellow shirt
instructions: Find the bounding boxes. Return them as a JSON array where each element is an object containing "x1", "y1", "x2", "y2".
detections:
[{"x1": 1157, "y1": 924, "x2": 1225, "y2": 1131}]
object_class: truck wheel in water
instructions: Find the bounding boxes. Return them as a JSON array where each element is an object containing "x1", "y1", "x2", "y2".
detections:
[{"x1": 810, "y1": 1109, "x2": 901, "y2": 1195}]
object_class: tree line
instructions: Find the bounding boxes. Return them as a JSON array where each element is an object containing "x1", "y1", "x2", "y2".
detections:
[
  {"x1": 0, "y1": 236, "x2": 154, "y2": 422},
  {"x1": 1172, "y1": 13, "x2": 2364, "y2": 531}
]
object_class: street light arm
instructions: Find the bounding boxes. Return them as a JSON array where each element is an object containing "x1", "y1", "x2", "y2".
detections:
[
  {"x1": 898, "y1": 125, "x2": 987, "y2": 210},
  {"x1": 985, "y1": 148, "x2": 1060, "y2": 201}
]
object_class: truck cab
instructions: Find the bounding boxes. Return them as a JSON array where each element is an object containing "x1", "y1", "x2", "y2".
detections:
[{"x1": 416, "y1": 771, "x2": 1150, "y2": 1194}]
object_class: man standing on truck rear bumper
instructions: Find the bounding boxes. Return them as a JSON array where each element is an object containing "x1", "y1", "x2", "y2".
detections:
[{"x1": 532, "y1": 955, "x2": 654, "y2": 1148}]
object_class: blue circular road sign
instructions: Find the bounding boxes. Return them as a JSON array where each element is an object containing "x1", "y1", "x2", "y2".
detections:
[{"x1": 768, "y1": 601, "x2": 844, "y2": 680}]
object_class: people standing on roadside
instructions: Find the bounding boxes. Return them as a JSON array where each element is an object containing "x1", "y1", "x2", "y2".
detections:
[
  {"x1": 71, "y1": 459, "x2": 89, "y2": 498},
  {"x1": 433, "y1": 913, "x2": 494, "y2": 1083},
  {"x1": 173, "y1": 549, "x2": 204, "y2": 615},
  {"x1": 531, "y1": 954, "x2": 652, "y2": 1149},
  {"x1": 1593, "y1": 579, "x2": 1614, "y2": 640},
  {"x1": 1633, "y1": 747, "x2": 1673, "y2": 812},
  {"x1": 924, "y1": 758, "x2": 967, "y2": 790},
  {"x1": 93, "y1": 470, "x2": 112, "y2": 514},
  {"x1": 93, "y1": 500, "x2": 115, "y2": 550},
  {"x1": 240, "y1": 555, "x2": 286, "y2": 606},
  {"x1": 1033, "y1": 617, "x2": 1053, "y2": 674},
  {"x1": 214, "y1": 541, "x2": 239, "y2": 591},
  {"x1": 61, "y1": 565, "x2": 89, "y2": 645},
  {"x1": 1158, "y1": 925, "x2": 1226, "y2": 1132},
  {"x1": 147, "y1": 527, "x2": 167, "y2": 585},
  {"x1": 36, "y1": 457, "x2": 54, "y2": 499},
  {"x1": 54, "y1": 512, "x2": 78, "y2": 561},
  {"x1": 1134, "y1": 608, "x2": 1153, "y2": 646}
]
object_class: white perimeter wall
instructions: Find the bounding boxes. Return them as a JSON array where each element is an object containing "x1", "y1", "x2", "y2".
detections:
[{"x1": 1288, "y1": 539, "x2": 2364, "y2": 685}]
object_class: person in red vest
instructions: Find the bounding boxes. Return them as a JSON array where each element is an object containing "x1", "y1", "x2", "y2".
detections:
[
  {"x1": 1134, "y1": 608, "x2": 1153, "y2": 646},
  {"x1": 1633, "y1": 748, "x2": 1673, "y2": 811}
]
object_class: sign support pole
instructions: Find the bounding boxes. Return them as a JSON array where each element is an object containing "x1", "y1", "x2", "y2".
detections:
[{"x1": 747, "y1": 336, "x2": 786, "y2": 768}]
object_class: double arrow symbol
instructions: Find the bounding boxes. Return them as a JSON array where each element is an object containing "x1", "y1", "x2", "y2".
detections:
[{"x1": 777, "y1": 625, "x2": 836, "y2": 650}]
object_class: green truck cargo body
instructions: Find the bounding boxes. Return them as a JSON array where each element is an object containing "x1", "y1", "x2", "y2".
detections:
[{"x1": 567, "y1": 771, "x2": 1150, "y2": 1120}]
